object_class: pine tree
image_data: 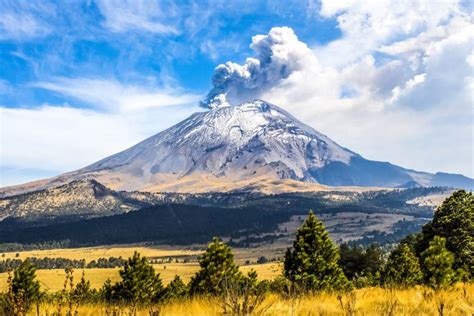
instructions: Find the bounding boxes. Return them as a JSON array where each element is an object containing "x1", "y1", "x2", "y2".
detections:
[
  {"x1": 113, "y1": 252, "x2": 164, "y2": 306},
  {"x1": 421, "y1": 236, "x2": 455, "y2": 290},
  {"x1": 339, "y1": 243, "x2": 384, "y2": 286},
  {"x1": 418, "y1": 190, "x2": 473, "y2": 277},
  {"x1": 189, "y1": 237, "x2": 242, "y2": 296},
  {"x1": 284, "y1": 210, "x2": 350, "y2": 291},
  {"x1": 11, "y1": 259, "x2": 41, "y2": 313},
  {"x1": 164, "y1": 275, "x2": 187, "y2": 300},
  {"x1": 72, "y1": 270, "x2": 94, "y2": 303},
  {"x1": 383, "y1": 243, "x2": 423, "y2": 288},
  {"x1": 100, "y1": 278, "x2": 114, "y2": 303}
]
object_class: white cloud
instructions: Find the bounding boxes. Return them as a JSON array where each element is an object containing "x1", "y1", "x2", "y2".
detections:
[
  {"x1": 316, "y1": 0, "x2": 462, "y2": 67},
  {"x1": 0, "y1": 103, "x2": 199, "y2": 186},
  {"x1": 1, "y1": 76, "x2": 202, "y2": 186},
  {"x1": 95, "y1": 0, "x2": 178, "y2": 34},
  {"x1": 0, "y1": 80, "x2": 12, "y2": 95},
  {"x1": 33, "y1": 77, "x2": 201, "y2": 112},
  {"x1": 209, "y1": 1, "x2": 473, "y2": 177},
  {"x1": 0, "y1": 3, "x2": 52, "y2": 40}
]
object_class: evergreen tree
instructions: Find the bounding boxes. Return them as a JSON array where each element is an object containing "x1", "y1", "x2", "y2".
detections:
[
  {"x1": 163, "y1": 275, "x2": 187, "y2": 300},
  {"x1": 189, "y1": 237, "x2": 242, "y2": 296},
  {"x1": 383, "y1": 243, "x2": 422, "y2": 287},
  {"x1": 113, "y1": 252, "x2": 164, "y2": 306},
  {"x1": 339, "y1": 243, "x2": 384, "y2": 286},
  {"x1": 72, "y1": 270, "x2": 94, "y2": 303},
  {"x1": 100, "y1": 278, "x2": 114, "y2": 303},
  {"x1": 284, "y1": 210, "x2": 350, "y2": 291},
  {"x1": 11, "y1": 260, "x2": 41, "y2": 313},
  {"x1": 418, "y1": 190, "x2": 473, "y2": 277},
  {"x1": 339, "y1": 243, "x2": 365, "y2": 280},
  {"x1": 421, "y1": 236, "x2": 455, "y2": 290}
]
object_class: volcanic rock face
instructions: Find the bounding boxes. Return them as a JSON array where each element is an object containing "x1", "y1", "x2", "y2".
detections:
[{"x1": 2, "y1": 99, "x2": 473, "y2": 197}]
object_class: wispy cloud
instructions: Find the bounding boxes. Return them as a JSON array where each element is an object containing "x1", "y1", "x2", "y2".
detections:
[
  {"x1": 32, "y1": 77, "x2": 201, "y2": 112},
  {"x1": 95, "y1": 0, "x2": 179, "y2": 35},
  {"x1": 0, "y1": 102, "x2": 199, "y2": 186},
  {"x1": 0, "y1": 2, "x2": 53, "y2": 40}
]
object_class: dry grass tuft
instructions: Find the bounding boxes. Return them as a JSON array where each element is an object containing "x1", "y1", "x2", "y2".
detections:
[{"x1": 25, "y1": 284, "x2": 473, "y2": 315}]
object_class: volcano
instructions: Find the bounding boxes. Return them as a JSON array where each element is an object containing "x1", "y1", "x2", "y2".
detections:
[{"x1": 2, "y1": 100, "x2": 473, "y2": 197}]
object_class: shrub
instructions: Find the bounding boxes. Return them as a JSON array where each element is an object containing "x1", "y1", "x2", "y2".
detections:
[{"x1": 163, "y1": 275, "x2": 187, "y2": 301}]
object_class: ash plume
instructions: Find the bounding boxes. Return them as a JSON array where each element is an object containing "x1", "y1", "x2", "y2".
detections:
[{"x1": 201, "y1": 26, "x2": 311, "y2": 109}]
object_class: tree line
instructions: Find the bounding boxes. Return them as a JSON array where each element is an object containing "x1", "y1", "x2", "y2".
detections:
[
  {"x1": 1, "y1": 190, "x2": 471, "y2": 315},
  {"x1": 0, "y1": 257, "x2": 126, "y2": 273}
]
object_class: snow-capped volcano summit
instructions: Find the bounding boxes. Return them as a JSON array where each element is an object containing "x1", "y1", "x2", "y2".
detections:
[
  {"x1": 2, "y1": 100, "x2": 473, "y2": 196},
  {"x1": 82, "y1": 100, "x2": 355, "y2": 185}
]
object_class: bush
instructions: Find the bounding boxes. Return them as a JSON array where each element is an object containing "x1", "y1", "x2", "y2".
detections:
[
  {"x1": 163, "y1": 275, "x2": 187, "y2": 301},
  {"x1": 222, "y1": 269, "x2": 268, "y2": 315}
]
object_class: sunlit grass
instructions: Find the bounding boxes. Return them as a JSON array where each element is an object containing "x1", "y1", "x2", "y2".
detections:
[
  {"x1": 0, "y1": 262, "x2": 281, "y2": 292},
  {"x1": 29, "y1": 284, "x2": 474, "y2": 315},
  {"x1": 0, "y1": 245, "x2": 203, "y2": 261}
]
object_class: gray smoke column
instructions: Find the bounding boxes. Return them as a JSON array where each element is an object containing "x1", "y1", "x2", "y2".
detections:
[{"x1": 201, "y1": 27, "x2": 311, "y2": 109}]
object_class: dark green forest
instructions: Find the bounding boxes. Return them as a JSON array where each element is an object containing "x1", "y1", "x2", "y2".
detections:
[{"x1": 0, "y1": 187, "x2": 447, "y2": 247}]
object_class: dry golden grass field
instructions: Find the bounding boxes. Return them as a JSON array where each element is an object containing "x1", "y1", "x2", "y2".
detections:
[
  {"x1": 0, "y1": 245, "x2": 202, "y2": 261},
  {"x1": 0, "y1": 262, "x2": 282, "y2": 292},
  {"x1": 29, "y1": 284, "x2": 474, "y2": 315},
  {"x1": 0, "y1": 245, "x2": 283, "y2": 292}
]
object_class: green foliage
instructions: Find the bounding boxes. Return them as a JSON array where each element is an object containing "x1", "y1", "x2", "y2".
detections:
[
  {"x1": 163, "y1": 275, "x2": 187, "y2": 301},
  {"x1": 421, "y1": 236, "x2": 455, "y2": 290},
  {"x1": 284, "y1": 210, "x2": 350, "y2": 291},
  {"x1": 1, "y1": 187, "x2": 441, "y2": 247},
  {"x1": 339, "y1": 243, "x2": 384, "y2": 286},
  {"x1": 11, "y1": 260, "x2": 41, "y2": 307},
  {"x1": 72, "y1": 270, "x2": 95, "y2": 303},
  {"x1": 257, "y1": 256, "x2": 268, "y2": 264},
  {"x1": 418, "y1": 190, "x2": 473, "y2": 277},
  {"x1": 0, "y1": 260, "x2": 42, "y2": 315},
  {"x1": 222, "y1": 269, "x2": 268, "y2": 315},
  {"x1": 189, "y1": 237, "x2": 242, "y2": 296},
  {"x1": 267, "y1": 276, "x2": 293, "y2": 295},
  {"x1": 383, "y1": 243, "x2": 423, "y2": 288},
  {"x1": 111, "y1": 252, "x2": 164, "y2": 306},
  {"x1": 399, "y1": 232, "x2": 422, "y2": 253},
  {"x1": 100, "y1": 278, "x2": 114, "y2": 303}
]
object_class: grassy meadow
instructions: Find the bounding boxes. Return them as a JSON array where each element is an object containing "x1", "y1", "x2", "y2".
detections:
[
  {"x1": 29, "y1": 284, "x2": 474, "y2": 315},
  {"x1": 0, "y1": 246, "x2": 203, "y2": 261},
  {"x1": 0, "y1": 245, "x2": 282, "y2": 292}
]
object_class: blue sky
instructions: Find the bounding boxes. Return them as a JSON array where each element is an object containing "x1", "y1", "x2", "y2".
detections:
[
  {"x1": 1, "y1": 0, "x2": 473, "y2": 186},
  {"x1": 0, "y1": 1, "x2": 340, "y2": 108}
]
